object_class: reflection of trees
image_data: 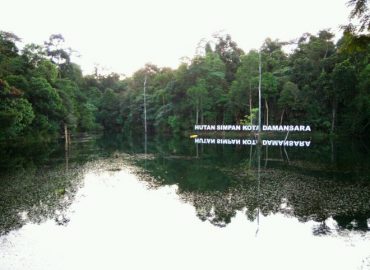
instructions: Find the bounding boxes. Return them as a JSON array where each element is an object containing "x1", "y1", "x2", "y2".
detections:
[
  {"x1": 132, "y1": 141, "x2": 370, "y2": 233},
  {"x1": 178, "y1": 169, "x2": 370, "y2": 232},
  {"x1": 0, "y1": 166, "x2": 83, "y2": 235},
  {"x1": 4, "y1": 134, "x2": 366, "y2": 236},
  {"x1": 0, "y1": 137, "x2": 103, "y2": 236},
  {"x1": 0, "y1": 140, "x2": 56, "y2": 174},
  {"x1": 91, "y1": 135, "x2": 370, "y2": 234}
]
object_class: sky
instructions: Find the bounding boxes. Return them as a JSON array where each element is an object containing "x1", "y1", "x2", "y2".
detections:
[{"x1": 0, "y1": 0, "x2": 352, "y2": 76}]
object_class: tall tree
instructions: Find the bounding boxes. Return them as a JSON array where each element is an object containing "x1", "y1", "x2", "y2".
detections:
[
  {"x1": 214, "y1": 34, "x2": 244, "y2": 83},
  {"x1": 229, "y1": 50, "x2": 259, "y2": 123},
  {"x1": 0, "y1": 79, "x2": 34, "y2": 139}
]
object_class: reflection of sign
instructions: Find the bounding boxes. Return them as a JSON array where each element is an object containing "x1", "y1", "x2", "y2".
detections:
[
  {"x1": 194, "y1": 138, "x2": 311, "y2": 147},
  {"x1": 194, "y1": 125, "x2": 311, "y2": 132}
]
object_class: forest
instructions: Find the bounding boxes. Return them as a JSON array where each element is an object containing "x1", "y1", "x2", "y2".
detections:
[{"x1": 0, "y1": 5, "x2": 369, "y2": 141}]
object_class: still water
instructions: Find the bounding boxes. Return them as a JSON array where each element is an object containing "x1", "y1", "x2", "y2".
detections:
[{"x1": 0, "y1": 134, "x2": 369, "y2": 270}]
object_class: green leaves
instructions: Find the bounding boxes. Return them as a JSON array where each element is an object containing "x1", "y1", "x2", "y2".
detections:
[
  {"x1": 0, "y1": 79, "x2": 34, "y2": 139},
  {"x1": 279, "y1": 81, "x2": 299, "y2": 109},
  {"x1": 261, "y1": 72, "x2": 278, "y2": 98},
  {"x1": 347, "y1": 0, "x2": 369, "y2": 33},
  {"x1": 0, "y1": 23, "x2": 369, "y2": 139},
  {"x1": 97, "y1": 89, "x2": 122, "y2": 132}
]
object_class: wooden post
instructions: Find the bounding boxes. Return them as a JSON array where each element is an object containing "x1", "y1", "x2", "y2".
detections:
[
  {"x1": 64, "y1": 123, "x2": 69, "y2": 149},
  {"x1": 143, "y1": 74, "x2": 147, "y2": 134},
  {"x1": 249, "y1": 81, "x2": 253, "y2": 125},
  {"x1": 258, "y1": 51, "x2": 262, "y2": 143},
  {"x1": 64, "y1": 122, "x2": 69, "y2": 172},
  {"x1": 255, "y1": 143, "x2": 261, "y2": 236}
]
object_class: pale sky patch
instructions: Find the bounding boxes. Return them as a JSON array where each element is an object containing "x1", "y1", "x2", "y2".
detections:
[{"x1": 0, "y1": 0, "x2": 351, "y2": 76}]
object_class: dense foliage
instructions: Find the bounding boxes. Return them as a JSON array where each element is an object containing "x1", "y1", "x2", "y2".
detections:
[{"x1": 0, "y1": 26, "x2": 369, "y2": 140}]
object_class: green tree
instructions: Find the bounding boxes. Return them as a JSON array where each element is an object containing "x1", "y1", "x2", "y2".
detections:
[
  {"x1": 229, "y1": 50, "x2": 259, "y2": 123},
  {"x1": 342, "y1": 63, "x2": 370, "y2": 135},
  {"x1": 44, "y1": 34, "x2": 71, "y2": 66},
  {"x1": 27, "y1": 77, "x2": 63, "y2": 133},
  {"x1": 0, "y1": 79, "x2": 34, "y2": 139},
  {"x1": 187, "y1": 79, "x2": 208, "y2": 125},
  {"x1": 32, "y1": 60, "x2": 58, "y2": 84},
  {"x1": 55, "y1": 79, "x2": 80, "y2": 131},
  {"x1": 261, "y1": 72, "x2": 278, "y2": 125},
  {"x1": 347, "y1": 0, "x2": 369, "y2": 32},
  {"x1": 331, "y1": 60, "x2": 357, "y2": 133},
  {"x1": 278, "y1": 81, "x2": 299, "y2": 124},
  {"x1": 97, "y1": 89, "x2": 122, "y2": 132},
  {"x1": 214, "y1": 34, "x2": 244, "y2": 83},
  {"x1": 289, "y1": 30, "x2": 337, "y2": 129}
]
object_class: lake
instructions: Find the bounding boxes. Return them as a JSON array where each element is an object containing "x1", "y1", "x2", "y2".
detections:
[{"x1": 0, "y1": 134, "x2": 369, "y2": 270}]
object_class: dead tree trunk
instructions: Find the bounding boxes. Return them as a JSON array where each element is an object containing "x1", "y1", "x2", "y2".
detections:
[
  {"x1": 249, "y1": 82, "x2": 253, "y2": 125},
  {"x1": 265, "y1": 99, "x2": 269, "y2": 126},
  {"x1": 331, "y1": 102, "x2": 336, "y2": 134},
  {"x1": 280, "y1": 108, "x2": 285, "y2": 125}
]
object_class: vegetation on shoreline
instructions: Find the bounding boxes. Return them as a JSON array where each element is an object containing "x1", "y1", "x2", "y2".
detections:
[{"x1": 0, "y1": 1, "x2": 369, "y2": 141}]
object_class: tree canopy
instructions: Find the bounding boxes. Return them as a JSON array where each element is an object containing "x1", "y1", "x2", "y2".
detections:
[{"x1": 0, "y1": 17, "x2": 369, "y2": 141}]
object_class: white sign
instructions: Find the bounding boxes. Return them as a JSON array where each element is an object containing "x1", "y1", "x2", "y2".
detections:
[{"x1": 194, "y1": 125, "x2": 311, "y2": 132}]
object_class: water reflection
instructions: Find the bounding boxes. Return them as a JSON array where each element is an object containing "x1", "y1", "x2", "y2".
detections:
[
  {"x1": 129, "y1": 135, "x2": 370, "y2": 235},
  {"x1": 0, "y1": 134, "x2": 369, "y2": 237},
  {"x1": 0, "y1": 134, "x2": 369, "y2": 270},
  {"x1": 0, "y1": 136, "x2": 112, "y2": 235}
]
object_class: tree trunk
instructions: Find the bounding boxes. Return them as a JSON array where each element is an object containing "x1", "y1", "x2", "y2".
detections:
[
  {"x1": 200, "y1": 96, "x2": 204, "y2": 125},
  {"x1": 249, "y1": 82, "x2": 253, "y2": 125},
  {"x1": 64, "y1": 123, "x2": 69, "y2": 150},
  {"x1": 143, "y1": 75, "x2": 147, "y2": 134},
  {"x1": 64, "y1": 123, "x2": 69, "y2": 172},
  {"x1": 322, "y1": 43, "x2": 329, "y2": 73},
  {"x1": 280, "y1": 108, "x2": 285, "y2": 125},
  {"x1": 331, "y1": 101, "x2": 336, "y2": 134},
  {"x1": 265, "y1": 99, "x2": 269, "y2": 126},
  {"x1": 195, "y1": 103, "x2": 199, "y2": 125}
]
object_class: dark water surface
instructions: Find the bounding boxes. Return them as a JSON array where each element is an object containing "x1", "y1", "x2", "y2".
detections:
[{"x1": 0, "y1": 134, "x2": 369, "y2": 269}]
